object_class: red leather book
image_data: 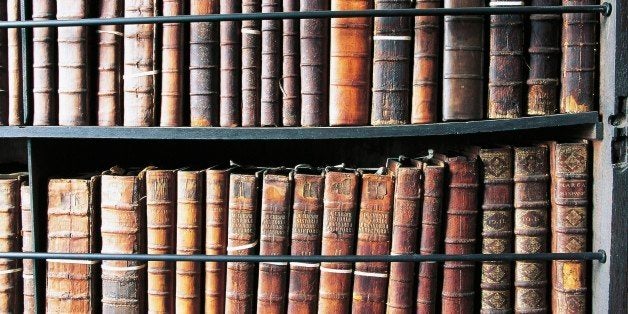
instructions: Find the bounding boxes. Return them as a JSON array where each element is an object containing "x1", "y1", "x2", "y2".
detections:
[
  {"x1": 282, "y1": 0, "x2": 301, "y2": 126},
  {"x1": 260, "y1": 0, "x2": 283, "y2": 126}
]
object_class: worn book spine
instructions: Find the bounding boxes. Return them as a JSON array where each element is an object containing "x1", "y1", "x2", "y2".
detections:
[
  {"x1": 32, "y1": 0, "x2": 56, "y2": 125},
  {"x1": 442, "y1": 0, "x2": 485, "y2": 121},
  {"x1": 0, "y1": 4, "x2": 7, "y2": 126},
  {"x1": 241, "y1": 0, "x2": 262, "y2": 127},
  {"x1": 146, "y1": 170, "x2": 176, "y2": 313},
  {"x1": 550, "y1": 142, "x2": 588, "y2": 314},
  {"x1": 97, "y1": 0, "x2": 123, "y2": 126},
  {"x1": 7, "y1": 0, "x2": 22, "y2": 125},
  {"x1": 318, "y1": 170, "x2": 359, "y2": 313},
  {"x1": 220, "y1": 0, "x2": 242, "y2": 127},
  {"x1": 282, "y1": 0, "x2": 300, "y2": 126},
  {"x1": 21, "y1": 185, "x2": 34, "y2": 314},
  {"x1": 514, "y1": 146, "x2": 549, "y2": 313},
  {"x1": 0, "y1": 177, "x2": 21, "y2": 313},
  {"x1": 411, "y1": 0, "x2": 440, "y2": 124},
  {"x1": 260, "y1": 0, "x2": 283, "y2": 126},
  {"x1": 479, "y1": 147, "x2": 514, "y2": 313},
  {"x1": 160, "y1": 0, "x2": 184, "y2": 126},
  {"x1": 488, "y1": 1, "x2": 524, "y2": 119},
  {"x1": 329, "y1": 0, "x2": 372, "y2": 126},
  {"x1": 190, "y1": 0, "x2": 220, "y2": 127},
  {"x1": 560, "y1": 0, "x2": 597, "y2": 113}
]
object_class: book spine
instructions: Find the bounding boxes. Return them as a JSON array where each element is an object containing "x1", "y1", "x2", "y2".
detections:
[
  {"x1": 160, "y1": 0, "x2": 184, "y2": 126},
  {"x1": 146, "y1": 170, "x2": 176, "y2": 313},
  {"x1": 329, "y1": 0, "x2": 372, "y2": 126},
  {"x1": 479, "y1": 148, "x2": 514, "y2": 313},
  {"x1": 0, "y1": 178, "x2": 21, "y2": 312},
  {"x1": 488, "y1": 1, "x2": 524, "y2": 119},
  {"x1": 7, "y1": 0, "x2": 22, "y2": 126},
  {"x1": 282, "y1": 0, "x2": 300, "y2": 126},
  {"x1": 220, "y1": 0, "x2": 242, "y2": 127},
  {"x1": 441, "y1": 156, "x2": 480, "y2": 313},
  {"x1": 411, "y1": 0, "x2": 440, "y2": 124},
  {"x1": 442, "y1": 0, "x2": 485, "y2": 121},
  {"x1": 21, "y1": 185, "x2": 34, "y2": 314},
  {"x1": 257, "y1": 173, "x2": 292, "y2": 313},
  {"x1": 514, "y1": 146, "x2": 549, "y2": 313},
  {"x1": 0, "y1": 4, "x2": 7, "y2": 126},
  {"x1": 318, "y1": 171, "x2": 359, "y2": 313},
  {"x1": 560, "y1": 0, "x2": 597, "y2": 113},
  {"x1": 205, "y1": 169, "x2": 229, "y2": 314},
  {"x1": 97, "y1": 0, "x2": 123, "y2": 126},
  {"x1": 241, "y1": 0, "x2": 262, "y2": 127},
  {"x1": 32, "y1": 0, "x2": 56, "y2": 126},
  {"x1": 260, "y1": 0, "x2": 283, "y2": 126},
  {"x1": 287, "y1": 173, "x2": 324, "y2": 313}
]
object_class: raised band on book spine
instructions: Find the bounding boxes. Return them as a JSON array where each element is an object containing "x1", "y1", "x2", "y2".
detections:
[
  {"x1": 0, "y1": 174, "x2": 25, "y2": 313},
  {"x1": 0, "y1": 5, "x2": 7, "y2": 125},
  {"x1": 7, "y1": 0, "x2": 22, "y2": 126},
  {"x1": 282, "y1": 0, "x2": 300, "y2": 126},
  {"x1": 160, "y1": 0, "x2": 184, "y2": 126},
  {"x1": 97, "y1": 0, "x2": 123, "y2": 126},
  {"x1": 241, "y1": 0, "x2": 262, "y2": 127},
  {"x1": 21, "y1": 185, "x2": 34, "y2": 314},
  {"x1": 32, "y1": 0, "x2": 56, "y2": 126},
  {"x1": 260, "y1": 0, "x2": 283, "y2": 126},
  {"x1": 220, "y1": 0, "x2": 242, "y2": 127}
]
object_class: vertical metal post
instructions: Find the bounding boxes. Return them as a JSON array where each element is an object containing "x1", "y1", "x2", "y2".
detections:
[{"x1": 19, "y1": 0, "x2": 30, "y2": 125}]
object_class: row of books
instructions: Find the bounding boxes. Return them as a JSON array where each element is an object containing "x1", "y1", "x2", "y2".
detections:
[
  {"x1": 0, "y1": 0, "x2": 597, "y2": 127},
  {"x1": 0, "y1": 141, "x2": 590, "y2": 313}
]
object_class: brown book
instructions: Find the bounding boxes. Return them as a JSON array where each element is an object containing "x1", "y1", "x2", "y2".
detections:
[
  {"x1": 220, "y1": 0, "x2": 242, "y2": 127},
  {"x1": 318, "y1": 168, "x2": 359, "y2": 313},
  {"x1": 300, "y1": 0, "x2": 329, "y2": 126},
  {"x1": 287, "y1": 166, "x2": 324, "y2": 313},
  {"x1": 257, "y1": 169, "x2": 293, "y2": 313},
  {"x1": 371, "y1": 0, "x2": 412, "y2": 125},
  {"x1": 549, "y1": 141, "x2": 589, "y2": 314},
  {"x1": 488, "y1": 1, "x2": 524, "y2": 119},
  {"x1": 0, "y1": 5, "x2": 7, "y2": 126},
  {"x1": 560, "y1": 0, "x2": 597, "y2": 113},
  {"x1": 442, "y1": 0, "x2": 485, "y2": 121},
  {"x1": 160, "y1": 0, "x2": 184, "y2": 126},
  {"x1": 241, "y1": 0, "x2": 262, "y2": 127},
  {"x1": 513, "y1": 146, "x2": 549, "y2": 313},
  {"x1": 20, "y1": 184, "x2": 34, "y2": 314},
  {"x1": 329, "y1": 0, "x2": 372, "y2": 126},
  {"x1": 411, "y1": 0, "x2": 440, "y2": 124},
  {"x1": 260, "y1": 0, "x2": 283, "y2": 127},
  {"x1": 123, "y1": 0, "x2": 156, "y2": 126},
  {"x1": 527, "y1": 0, "x2": 561, "y2": 116},
  {"x1": 146, "y1": 169, "x2": 176, "y2": 313},
  {"x1": 46, "y1": 176, "x2": 100, "y2": 313},
  {"x1": 7, "y1": 0, "x2": 22, "y2": 126},
  {"x1": 282, "y1": 0, "x2": 300, "y2": 126},
  {"x1": 32, "y1": 0, "x2": 56, "y2": 126},
  {"x1": 101, "y1": 167, "x2": 148, "y2": 313},
  {"x1": 97, "y1": 0, "x2": 123, "y2": 126},
  {"x1": 0, "y1": 173, "x2": 25, "y2": 313}
]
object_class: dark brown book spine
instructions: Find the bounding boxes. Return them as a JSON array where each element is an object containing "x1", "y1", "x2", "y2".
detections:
[
  {"x1": 21, "y1": 185, "x2": 33, "y2": 314},
  {"x1": 7, "y1": 0, "x2": 22, "y2": 126},
  {"x1": 514, "y1": 146, "x2": 549, "y2": 313},
  {"x1": 260, "y1": 0, "x2": 283, "y2": 126},
  {"x1": 97, "y1": 0, "x2": 123, "y2": 126},
  {"x1": 32, "y1": 0, "x2": 56, "y2": 126},
  {"x1": 282, "y1": 0, "x2": 300, "y2": 126},
  {"x1": 220, "y1": 0, "x2": 242, "y2": 127},
  {"x1": 411, "y1": 0, "x2": 440, "y2": 124},
  {"x1": 0, "y1": 5, "x2": 7, "y2": 126},
  {"x1": 241, "y1": 0, "x2": 262, "y2": 127},
  {"x1": 442, "y1": 0, "x2": 485, "y2": 121},
  {"x1": 160, "y1": 0, "x2": 184, "y2": 126},
  {"x1": 0, "y1": 177, "x2": 22, "y2": 313},
  {"x1": 318, "y1": 170, "x2": 359, "y2": 313}
]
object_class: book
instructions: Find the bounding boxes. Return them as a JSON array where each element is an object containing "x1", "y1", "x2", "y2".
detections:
[
  {"x1": 0, "y1": 173, "x2": 25, "y2": 313},
  {"x1": 21, "y1": 184, "x2": 34, "y2": 314},
  {"x1": 160, "y1": 0, "x2": 184, "y2": 126},
  {"x1": 7, "y1": 0, "x2": 22, "y2": 126},
  {"x1": 442, "y1": 0, "x2": 485, "y2": 121},
  {"x1": 0, "y1": 5, "x2": 7, "y2": 125},
  {"x1": 97, "y1": 0, "x2": 123, "y2": 126},
  {"x1": 371, "y1": 0, "x2": 412, "y2": 125},
  {"x1": 329, "y1": 0, "x2": 372, "y2": 126},
  {"x1": 241, "y1": 0, "x2": 262, "y2": 127},
  {"x1": 220, "y1": 0, "x2": 242, "y2": 127},
  {"x1": 282, "y1": 0, "x2": 300, "y2": 126},
  {"x1": 46, "y1": 176, "x2": 100, "y2": 313},
  {"x1": 32, "y1": 0, "x2": 56, "y2": 126},
  {"x1": 260, "y1": 0, "x2": 283, "y2": 126},
  {"x1": 514, "y1": 146, "x2": 549, "y2": 313}
]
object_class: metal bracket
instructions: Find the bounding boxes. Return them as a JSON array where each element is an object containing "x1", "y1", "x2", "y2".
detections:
[{"x1": 610, "y1": 97, "x2": 627, "y2": 164}]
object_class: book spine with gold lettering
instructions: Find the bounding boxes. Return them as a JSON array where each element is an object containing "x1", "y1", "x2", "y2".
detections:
[
  {"x1": 21, "y1": 184, "x2": 34, "y2": 314},
  {"x1": 0, "y1": 174, "x2": 24, "y2": 313},
  {"x1": 32, "y1": 0, "x2": 56, "y2": 125},
  {"x1": 97, "y1": 0, "x2": 123, "y2": 126}
]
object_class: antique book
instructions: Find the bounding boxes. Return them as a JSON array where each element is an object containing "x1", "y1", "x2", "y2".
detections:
[
  {"x1": 260, "y1": 0, "x2": 283, "y2": 126},
  {"x1": 241, "y1": 0, "x2": 262, "y2": 127},
  {"x1": 411, "y1": 0, "x2": 440, "y2": 124},
  {"x1": 0, "y1": 5, "x2": 7, "y2": 125},
  {"x1": 514, "y1": 146, "x2": 549, "y2": 313},
  {"x1": 146, "y1": 169, "x2": 176, "y2": 313},
  {"x1": 318, "y1": 168, "x2": 359, "y2": 313},
  {"x1": 7, "y1": 0, "x2": 22, "y2": 125},
  {"x1": 549, "y1": 141, "x2": 589, "y2": 313},
  {"x1": 97, "y1": 0, "x2": 123, "y2": 126},
  {"x1": 160, "y1": 0, "x2": 184, "y2": 126},
  {"x1": 220, "y1": 0, "x2": 242, "y2": 127},
  {"x1": 329, "y1": 0, "x2": 372, "y2": 126},
  {"x1": 527, "y1": 0, "x2": 561, "y2": 116},
  {"x1": 190, "y1": 0, "x2": 220, "y2": 127},
  {"x1": 176, "y1": 170, "x2": 204, "y2": 313},
  {"x1": 32, "y1": 0, "x2": 56, "y2": 126},
  {"x1": 371, "y1": 0, "x2": 412, "y2": 125},
  {"x1": 300, "y1": 0, "x2": 329, "y2": 126},
  {"x1": 287, "y1": 166, "x2": 324, "y2": 313},
  {"x1": 282, "y1": 0, "x2": 300, "y2": 126},
  {"x1": 257, "y1": 169, "x2": 293, "y2": 313},
  {"x1": 442, "y1": 0, "x2": 485, "y2": 121},
  {"x1": 21, "y1": 184, "x2": 34, "y2": 314},
  {"x1": 47, "y1": 176, "x2": 100, "y2": 313},
  {"x1": 488, "y1": 1, "x2": 524, "y2": 119},
  {"x1": 123, "y1": 0, "x2": 156, "y2": 126},
  {"x1": 560, "y1": 0, "x2": 597, "y2": 113},
  {"x1": 352, "y1": 168, "x2": 395, "y2": 313},
  {"x1": 101, "y1": 167, "x2": 148, "y2": 313}
]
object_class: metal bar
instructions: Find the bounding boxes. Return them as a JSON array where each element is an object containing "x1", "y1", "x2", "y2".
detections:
[{"x1": 19, "y1": 0, "x2": 30, "y2": 125}]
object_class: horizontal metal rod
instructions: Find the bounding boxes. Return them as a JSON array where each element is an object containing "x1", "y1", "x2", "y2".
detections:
[{"x1": 0, "y1": 4, "x2": 611, "y2": 29}]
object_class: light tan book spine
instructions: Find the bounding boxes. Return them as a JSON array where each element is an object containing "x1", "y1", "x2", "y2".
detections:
[
  {"x1": 32, "y1": 0, "x2": 56, "y2": 125},
  {"x1": 0, "y1": 175, "x2": 23, "y2": 313},
  {"x1": 20, "y1": 184, "x2": 34, "y2": 314},
  {"x1": 7, "y1": 0, "x2": 22, "y2": 125},
  {"x1": 97, "y1": 0, "x2": 123, "y2": 126}
]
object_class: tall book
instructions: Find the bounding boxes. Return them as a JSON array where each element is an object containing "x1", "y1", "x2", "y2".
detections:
[
  {"x1": 97, "y1": 0, "x2": 123, "y2": 126},
  {"x1": 282, "y1": 0, "x2": 300, "y2": 126},
  {"x1": 411, "y1": 0, "x2": 440, "y2": 124},
  {"x1": 47, "y1": 176, "x2": 100, "y2": 313},
  {"x1": 21, "y1": 184, "x2": 34, "y2": 314},
  {"x1": 318, "y1": 168, "x2": 359, "y2": 312},
  {"x1": 101, "y1": 168, "x2": 147, "y2": 313},
  {"x1": 220, "y1": 0, "x2": 242, "y2": 127},
  {"x1": 257, "y1": 169, "x2": 293, "y2": 313},
  {"x1": 549, "y1": 141, "x2": 589, "y2": 313},
  {"x1": 32, "y1": 0, "x2": 56, "y2": 126},
  {"x1": 329, "y1": 0, "x2": 372, "y2": 126},
  {"x1": 260, "y1": 0, "x2": 283, "y2": 126},
  {"x1": 0, "y1": 5, "x2": 7, "y2": 125},
  {"x1": 241, "y1": 0, "x2": 262, "y2": 127},
  {"x1": 514, "y1": 146, "x2": 549, "y2": 313},
  {"x1": 7, "y1": 0, "x2": 22, "y2": 126},
  {"x1": 371, "y1": 0, "x2": 412, "y2": 125},
  {"x1": 160, "y1": 0, "x2": 184, "y2": 126},
  {"x1": 442, "y1": 0, "x2": 485, "y2": 121},
  {"x1": 0, "y1": 173, "x2": 25, "y2": 313}
]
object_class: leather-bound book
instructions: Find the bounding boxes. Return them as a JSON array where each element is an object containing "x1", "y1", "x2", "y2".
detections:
[
  {"x1": 513, "y1": 146, "x2": 549, "y2": 313},
  {"x1": 260, "y1": 0, "x2": 283, "y2": 126},
  {"x1": 146, "y1": 169, "x2": 176, "y2": 313},
  {"x1": 479, "y1": 147, "x2": 514, "y2": 313},
  {"x1": 0, "y1": 5, "x2": 7, "y2": 125},
  {"x1": 124, "y1": 0, "x2": 156, "y2": 126},
  {"x1": 549, "y1": 141, "x2": 589, "y2": 314},
  {"x1": 352, "y1": 168, "x2": 395, "y2": 313},
  {"x1": 160, "y1": 0, "x2": 184, "y2": 126},
  {"x1": 257, "y1": 169, "x2": 293, "y2": 313},
  {"x1": 0, "y1": 174, "x2": 25, "y2": 313},
  {"x1": 47, "y1": 176, "x2": 100, "y2": 313},
  {"x1": 101, "y1": 167, "x2": 148, "y2": 313},
  {"x1": 287, "y1": 166, "x2": 324, "y2": 313},
  {"x1": 21, "y1": 184, "x2": 34, "y2": 314},
  {"x1": 220, "y1": 0, "x2": 242, "y2": 127},
  {"x1": 560, "y1": 0, "x2": 597, "y2": 113},
  {"x1": 329, "y1": 0, "x2": 372, "y2": 126},
  {"x1": 442, "y1": 0, "x2": 485, "y2": 121},
  {"x1": 241, "y1": 0, "x2": 262, "y2": 127},
  {"x1": 371, "y1": 0, "x2": 412, "y2": 125},
  {"x1": 411, "y1": 0, "x2": 440, "y2": 124},
  {"x1": 527, "y1": 0, "x2": 561, "y2": 116},
  {"x1": 190, "y1": 0, "x2": 220, "y2": 127},
  {"x1": 488, "y1": 1, "x2": 524, "y2": 119},
  {"x1": 7, "y1": 0, "x2": 22, "y2": 126},
  {"x1": 318, "y1": 168, "x2": 359, "y2": 313},
  {"x1": 300, "y1": 0, "x2": 329, "y2": 126},
  {"x1": 282, "y1": 0, "x2": 300, "y2": 126},
  {"x1": 176, "y1": 170, "x2": 204, "y2": 313},
  {"x1": 97, "y1": 0, "x2": 123, "y2": 126},
  {"x1": 32, "y1": 0, "x2": 56, "y2": 126}
]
